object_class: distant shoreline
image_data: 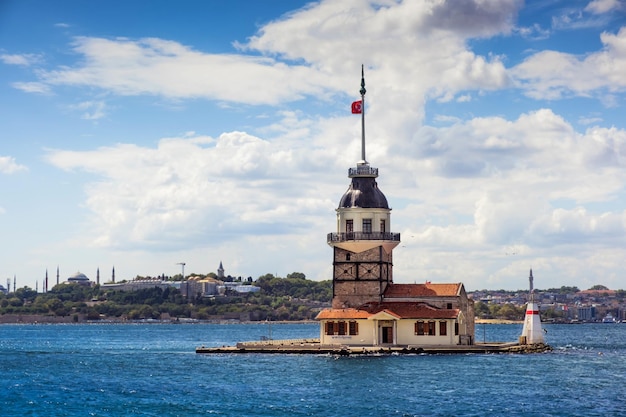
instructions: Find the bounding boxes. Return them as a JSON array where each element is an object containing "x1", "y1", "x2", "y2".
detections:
[
  {"x1": 475, "y1": 319, "x2": 522, "y2": 324},
  {"x1": 0, "y1": 314, "x2": 522, "y2": 325}
]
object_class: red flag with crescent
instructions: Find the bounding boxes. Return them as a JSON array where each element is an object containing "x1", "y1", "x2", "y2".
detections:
[{"x1": 351, "y1": 100, "x2": 362, "y2": 114}]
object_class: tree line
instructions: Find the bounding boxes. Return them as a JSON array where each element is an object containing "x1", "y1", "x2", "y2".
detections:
[{"x1": 0, "y1": 272, "x2": 332, "y2": 321}]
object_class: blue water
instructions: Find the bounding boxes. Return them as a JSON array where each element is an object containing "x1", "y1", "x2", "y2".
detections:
[{"x1": 1, "y1": 323, "x2": 625, "y2": 416}]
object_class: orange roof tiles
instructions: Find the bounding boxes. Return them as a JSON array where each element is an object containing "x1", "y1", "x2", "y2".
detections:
[
  {"x1": 316, "y1": 302, "x2": 459, "y2": 320},
  {"x1": 383, "y1": 283, "x2": 461, "y2": 298},
  {"x1": 316, "y1": 308, "x2": 371, "y2": 320}
]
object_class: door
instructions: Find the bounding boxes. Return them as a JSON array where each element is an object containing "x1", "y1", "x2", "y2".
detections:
[{"x1": 381, "y1": 326, "x2": 393, "y2": 344}]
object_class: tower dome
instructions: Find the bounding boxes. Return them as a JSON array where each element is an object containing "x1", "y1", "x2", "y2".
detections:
[{"x1": 339, "y1": 172, "x2": 389, "y2": 209}]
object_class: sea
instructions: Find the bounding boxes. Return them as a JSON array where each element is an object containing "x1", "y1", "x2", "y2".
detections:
[{"x1": 1, "y1": 322, "x2": 624, "y2": 417}]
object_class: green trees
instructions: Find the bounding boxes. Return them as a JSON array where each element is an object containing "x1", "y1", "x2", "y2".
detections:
[
  {"x1": 0, "y1": 272, "x2": 332, "y2": 321},
  {"x1": 474, "y1": 301, "x2": 525, "y2": 320}
]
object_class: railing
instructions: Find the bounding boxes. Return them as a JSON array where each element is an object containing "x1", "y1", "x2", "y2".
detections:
[
  {"x1": 327, "y1": 232, "x2": 401, "y2": 243},
  {"x1": 349, "y1": 166, "x2": 378, "y2": 177},
  {"x1": 237, "y1": 338, "x2": 319, "y2": 347}
]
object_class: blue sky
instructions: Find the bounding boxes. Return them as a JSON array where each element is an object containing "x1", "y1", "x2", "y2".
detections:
[{"x1": 1, "y1": 0, "x2": 626, "y2": 292}]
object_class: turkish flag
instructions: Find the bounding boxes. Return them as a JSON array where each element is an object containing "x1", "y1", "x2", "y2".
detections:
[{"x1": 351, "y1": 100, "x2": 362, "y2": 114}]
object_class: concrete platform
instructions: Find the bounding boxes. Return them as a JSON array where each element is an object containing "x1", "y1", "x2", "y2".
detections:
[{"x1": 195, "y1": 338, "x2": 552, "y2": 355}]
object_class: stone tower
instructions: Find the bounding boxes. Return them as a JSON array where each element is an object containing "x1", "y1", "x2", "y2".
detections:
[
  {"x1": 217, "y1": 261, "x2": 225, "y2": 280},
  {"x1": 327, "y1": 68, "x2": 400, "y2": 308}
]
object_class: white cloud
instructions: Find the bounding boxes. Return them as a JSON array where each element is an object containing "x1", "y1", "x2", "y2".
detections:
[
  {"x1": 68, "y1": 100, "x2": 108, "y2": 120},
  {"x1": 512, "y1": 27, "x2": 626, "y2": 100},
  {"x1": 0, "y1": 156, "x2": 28, "y2": 174},
  {"x1": 27, "y1": 37, "x2": 330, "y2": 105},
  {"x1": 11, "y1": 81, "x2": 51, "y2": 94},
  {"x1": 585, "y1": 0, "x2": 623, "y2": 14},
  {"x1": 8, "y1": 0, "x2": 519, "y2": 111},
  {"x1": 45, "y1": 131, "x2": 337, "y2": 251},
  {"x1": 0, "y1": 53, "x2": 42, "y2": 66},
  {"x1": 6, "y1": 0, "x2": 626, "y2": 290}
]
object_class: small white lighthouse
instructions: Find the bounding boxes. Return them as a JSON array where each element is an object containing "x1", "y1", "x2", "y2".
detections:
[{"x1": 520, "y1": 268, "x2": 544, "y2": 344}]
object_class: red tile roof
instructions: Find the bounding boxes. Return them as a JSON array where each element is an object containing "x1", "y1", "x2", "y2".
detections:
[
  {"x1": 316, "y1": 302, "x2": 459, "y2": 320},
  {"x1": 383, "y1": 283, "x2": 461, "y2": 298},
  {"x1": 316, "y1": 308, "x2": 371, "y2": 320}
]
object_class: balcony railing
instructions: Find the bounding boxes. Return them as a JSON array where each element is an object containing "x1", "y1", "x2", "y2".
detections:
[
  {"x1": 349, "y1": 166, "x2": 378, "y2": 177},
  {"x1": 327, "y1": 232, "x2": 401, "y2": 243}
]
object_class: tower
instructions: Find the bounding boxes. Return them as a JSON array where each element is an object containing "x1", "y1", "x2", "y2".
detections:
[
  {"x1": 56, "y1": 266, "x2": 59, "y2": 286},
  {"x1": 45, "y1": 269, "x2": 48, "y2": 293},
  {"x1": 327, "y1": 67, "x2": 400, "y2": 308},
  {"x1": 217, "y1": 261, "x2": 225, "y2": 280},
  {"x1": 521, "y1": 268, "x2": 544, "y2": 344},
  {"x1": 97, "y1": 267, "x2": 100, "y2": 285},
  {"x1": 112, "y1": 266, "x2": 115, "y2": 283}
]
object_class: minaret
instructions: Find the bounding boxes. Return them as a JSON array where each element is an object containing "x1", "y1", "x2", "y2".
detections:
[
  {"x1": 45, "y1": 269, "x2": 48, "y2": 293},
  {"x1": 56, "y1": 266, "x2": 59, "y2": 286},
  {"x1": 327, "y1": 67, "x2": 401, "y2": 308},
  {"x1": 521, "y1": 268, "x2": 544, "y2": 344},
  {"x1": 97, "y1": 267, "x2": 100, "y2": 285},
  {"x1": 112, "y1": 266, "x2": 116, "y2": 283}
]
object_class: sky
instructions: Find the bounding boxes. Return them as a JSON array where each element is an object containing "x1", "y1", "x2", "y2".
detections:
[{"x1": 1, "y1": 0, "x2": 626, "y2": 292}]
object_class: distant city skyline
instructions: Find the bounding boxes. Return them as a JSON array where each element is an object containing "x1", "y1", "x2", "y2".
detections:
[{"x1": 1, "y1": 0, "x2": 626, "y2": 291}]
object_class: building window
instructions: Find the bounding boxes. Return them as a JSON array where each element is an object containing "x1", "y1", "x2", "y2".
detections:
[
  {"x1": 346, "y1": 219, "x2": 353, "y2": 233},
  {"x1": 349, "y1": 321, "x2": 359, "y2": 335},
  {"x1": 454, "y1": 322, "x2": 459, "y2": 336},
  {"x1": 380, "y1": 219, "x2": 386, "y2": 233},
  {"x1": 325, "y1": 321, "x2": 335, "y2": 335},
  {"x1": 337, "y1": 321, "x2": 346, "y2": 335},
  {"x1": 363, "y1": 219, "x2": 372, "y2": 233},
  {"x1": 346, "y1": 253, "x2": 351, "y2": 261},
  {"x1": 447, "y1": 303, "x2": 452, "y2": 309},
  {"x1": 414, "y1": 321, "x2": 425, "y2": 335},
  {"x1": 428, "y1": 321, "x2": 436, "y2": 336},
  {"x1": 439, "y1": 321, "x2": 447, "y2": 336}
]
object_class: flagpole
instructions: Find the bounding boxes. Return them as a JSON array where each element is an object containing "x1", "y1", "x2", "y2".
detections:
[{"x1": 360, "y1": 64, "x2": 367, "y2": 164}]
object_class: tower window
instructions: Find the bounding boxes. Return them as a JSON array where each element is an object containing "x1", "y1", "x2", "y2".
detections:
[
  {"x1": 380, "y1": 219, "x2": 386, "y2": 233},
  {"x1": 346, "y1": 219, "x2": 353, "y2": 233},
  {"x1": 346, "y1": 253, "x2": 351, "y2": 261},
  {"x1": 362, "y1": 219, "x2": 372, "y2": 233}
]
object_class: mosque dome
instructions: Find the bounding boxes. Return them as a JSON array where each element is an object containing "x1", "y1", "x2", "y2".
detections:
[
  {"x1": 67, "y1": 271, "x2": 91, "y2": 285},
  {"x1": 338, "y1": 176, "x2": 389, "y2": 209}
]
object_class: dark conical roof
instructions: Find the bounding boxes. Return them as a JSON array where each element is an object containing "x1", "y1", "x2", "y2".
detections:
[{"x1": 338, "y1": 176, "x2": 389, "y2": 209}]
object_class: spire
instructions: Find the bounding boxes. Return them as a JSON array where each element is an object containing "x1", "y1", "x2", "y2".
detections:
[
  {"x1": 359, "y1": 64, "x2": 367, "y2": 164},
  {"x1": 521, "y1": 268, "x2": 544, "y2": 344},
  {"x1": 56, "y1": 266, "x2": 59, "y2": 285}
]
